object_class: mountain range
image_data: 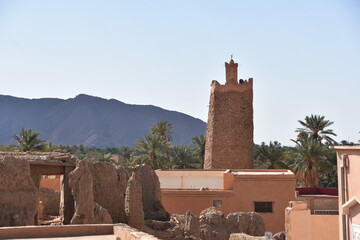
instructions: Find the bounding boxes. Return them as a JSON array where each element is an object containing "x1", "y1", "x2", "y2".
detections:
[{"x1": 0, "y1": 94, "x2": 207, "y2": 147}]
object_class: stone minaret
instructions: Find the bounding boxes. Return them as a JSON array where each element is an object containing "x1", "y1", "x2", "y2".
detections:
[{"x1": 204, "y1": 59, "x2": 254, "y2": 169}]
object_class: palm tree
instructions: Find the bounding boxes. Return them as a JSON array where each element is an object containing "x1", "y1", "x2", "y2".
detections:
[
  {"x1": 290, "y1": 137, "x2": 332, "y2": 187},
  {"x1": 256, "y1": 141, "x2": 289, "y2": 169},
  {"x1": 171, "y1": 145, "x2": 199, "y2": 169},
  {"x1": 151, "y1": 121, "x2": 173, "y2": 143},
  {"x1": 13, "y1": 128, "x2": 46, "y2": 152},
  {"x1": 132, "y1": 134, "x2": 172, "y2": 169},
  {"x1": 295, "y1": 114, "x2": 337, "y2": 144},
  {"x1": 192, "y1": 135, "x2": 206, "y2": 169}
]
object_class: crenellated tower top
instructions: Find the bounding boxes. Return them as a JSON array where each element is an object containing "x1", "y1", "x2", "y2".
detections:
[{"x1": 225, "y1": 59, "x2": 238, "y2": 85}]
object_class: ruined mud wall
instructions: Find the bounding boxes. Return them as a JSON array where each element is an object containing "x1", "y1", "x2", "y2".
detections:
[
  {"x1": 132, "y1": 165, "x2": 170, "y2": 221},
  {"x1": 0, "y1": 150, "x2": 169, "y2": 227},
  {"x1": 0, "y1": 156, "x2": 38, "y2": 226},
  {"x1": 68, "y1": 161, "x2": 169, "y2": 224},
  {"x1": 204, "y1": 60, "x2": 254, "y2": 170},
  {"x1": 39, "y1": 188, "x2": 60, "y2": 216},
  {"x1": 91, "y1": 162, "x2": 128, "y2": 223},
  {"x1": 68, "y1": 160, "x2": 112, "y2": 224}
]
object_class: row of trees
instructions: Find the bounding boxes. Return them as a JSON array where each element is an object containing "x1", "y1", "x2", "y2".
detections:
[
  {"x1": 255, "y1": 115, "x2": 339, "y2": 188},
  {"x1": 3, "y1": 115, "x2": 359, "y2": 188},
  {"x1": 3, "y1": 122, "x2": 207, "y2": 170}
]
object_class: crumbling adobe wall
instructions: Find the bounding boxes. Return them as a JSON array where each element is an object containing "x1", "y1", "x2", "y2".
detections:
[
  {"x1": 0, "y1": 151, "x2": 169, "y2": 228},
  {"x1": 0, "y1": 156, "x2": 38, "y2": 226},
  {"x1": 39, "y1": 188, "x2": 60, "y2": 216},
  {"x1": 68, "y1": 160, "x2": 112, "y2": 224},
  {"x1": 132, "y1": 165, "x2": 170, "y2": 221},
  {"x1": 125, "y1": 172, "x2": 144, "y2": 230},
  {"x1": 204, "y1": 59, "x2": 254, "y2": 170},
  {"x1": 68, "y1": 161, "x2": 169, "y2": 225},
  {"x1": 91, "y1": 162, "x2": 129, "y2": 223}
]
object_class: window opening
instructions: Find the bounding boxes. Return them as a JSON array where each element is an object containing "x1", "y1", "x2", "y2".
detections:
[
  {"x1": 213, "y1": 200, "x2": 222, "y2": 207},
  {"x1": 254, "y1": 201, "x2": 273, "y2": 213}
]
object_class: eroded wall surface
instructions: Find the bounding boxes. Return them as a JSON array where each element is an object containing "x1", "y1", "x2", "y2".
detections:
[
  {"x1": 0, "y1": 151, "x2": 169, "y2": 227},
  {"x1": 92, "y1": 162, "x2": 128, "y2": 223},
  {"x1": 204, "y1": 60, "x2": 253, "y2": 169},
  {"x1": 68, "y1": 161, "x2": 170, "y2": 225},
  {"x1": 0, "y1": 156, "x2": 38, "y2": 226}
]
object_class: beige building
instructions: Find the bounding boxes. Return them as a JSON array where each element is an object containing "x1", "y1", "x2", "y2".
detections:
[{"x1": 333, "y1": 146, "x2": 360, "y2": 240}]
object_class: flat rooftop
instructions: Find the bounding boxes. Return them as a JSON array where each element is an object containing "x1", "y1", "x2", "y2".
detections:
[
  {"x1": 232, "y1": 170, "x2": 293, "y2": 176},
  {"x1": 330, "y1": 146, "x2": 360, "y2": 150}
]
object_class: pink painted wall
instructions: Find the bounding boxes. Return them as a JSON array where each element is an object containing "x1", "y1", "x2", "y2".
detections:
[
  {"x1": 311, "y1": 215, "x2": 339, "y2": 240},
  {"x1": 285, "y1": 201, "x2": 339, "y2": 240},
  {"x1": 334, "y1": 146, "x2": 360, "y2": 240}
]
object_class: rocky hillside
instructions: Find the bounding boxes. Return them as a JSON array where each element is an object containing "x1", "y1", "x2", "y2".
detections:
[{"x1": 0, "y1": 94, "x2": 206, "y2": 147}]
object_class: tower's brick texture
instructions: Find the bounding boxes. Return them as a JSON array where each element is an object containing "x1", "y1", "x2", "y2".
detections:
[{"x1": 204, "y1": 60, "x2": 254, "y2": 169}]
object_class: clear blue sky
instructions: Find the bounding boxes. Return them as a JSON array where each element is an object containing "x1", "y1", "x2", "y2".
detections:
[{"x1": 0, "y1": 0, "x2": 359, "y2": 145}]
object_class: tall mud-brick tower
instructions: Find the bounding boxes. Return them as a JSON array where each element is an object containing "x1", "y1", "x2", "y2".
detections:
[{"x1": 204, "y1": 59, "x2": 254, "y2": 169}]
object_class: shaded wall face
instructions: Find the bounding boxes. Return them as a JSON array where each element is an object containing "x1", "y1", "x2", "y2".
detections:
[
  {"x1": 204, "y1": 83, "x2": 253, "y2": 170},
  {"x1": 0, "y1": 157, "x2": 38, "y2": 226},
  {"x1": 350, "y1": 204, "x2": 360, "y2": 237},
  {"x1": 232, "y1": 176, "x2": 296, "y2": 233}
]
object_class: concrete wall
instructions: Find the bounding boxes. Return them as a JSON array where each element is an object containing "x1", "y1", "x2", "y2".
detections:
[
  {"x1": 159, "y1": 169, "x2": 296, "y2": 234},
  {"x1": 333, "y1": 146, "x2": 360, "y2": 240},
  {"x1": 285, "y1": 201, "x2": 338, "y2": 240},
  {"x1": 156, "y1": 170, "x2": 224, "y2": 189}
]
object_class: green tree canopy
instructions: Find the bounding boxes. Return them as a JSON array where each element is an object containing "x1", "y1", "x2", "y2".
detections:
[
  {"x1": 151, "y1": 121, "x2": 173, "y2": 143},
  {"x1": 132, "y1": 134, "x2": 171, "y2": 169},
  {"x1": 295, "y1": 114, "x2": 337, "y2": 144},
  {"x1": 13, "y1": 128, "x2": 46, "y2": 152},
  {"x1": 171, "y1": 145, "x2": 199, "y2": 169},
  {"x1": 256, "y1": 141, "x2": 289, "y2": 169},
  {"x1": 192, "y1": 135, "x2": 206, "y2": 169},
  {"x1": 290, "y1": 137, "x2": 332, "y2": 187}
]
